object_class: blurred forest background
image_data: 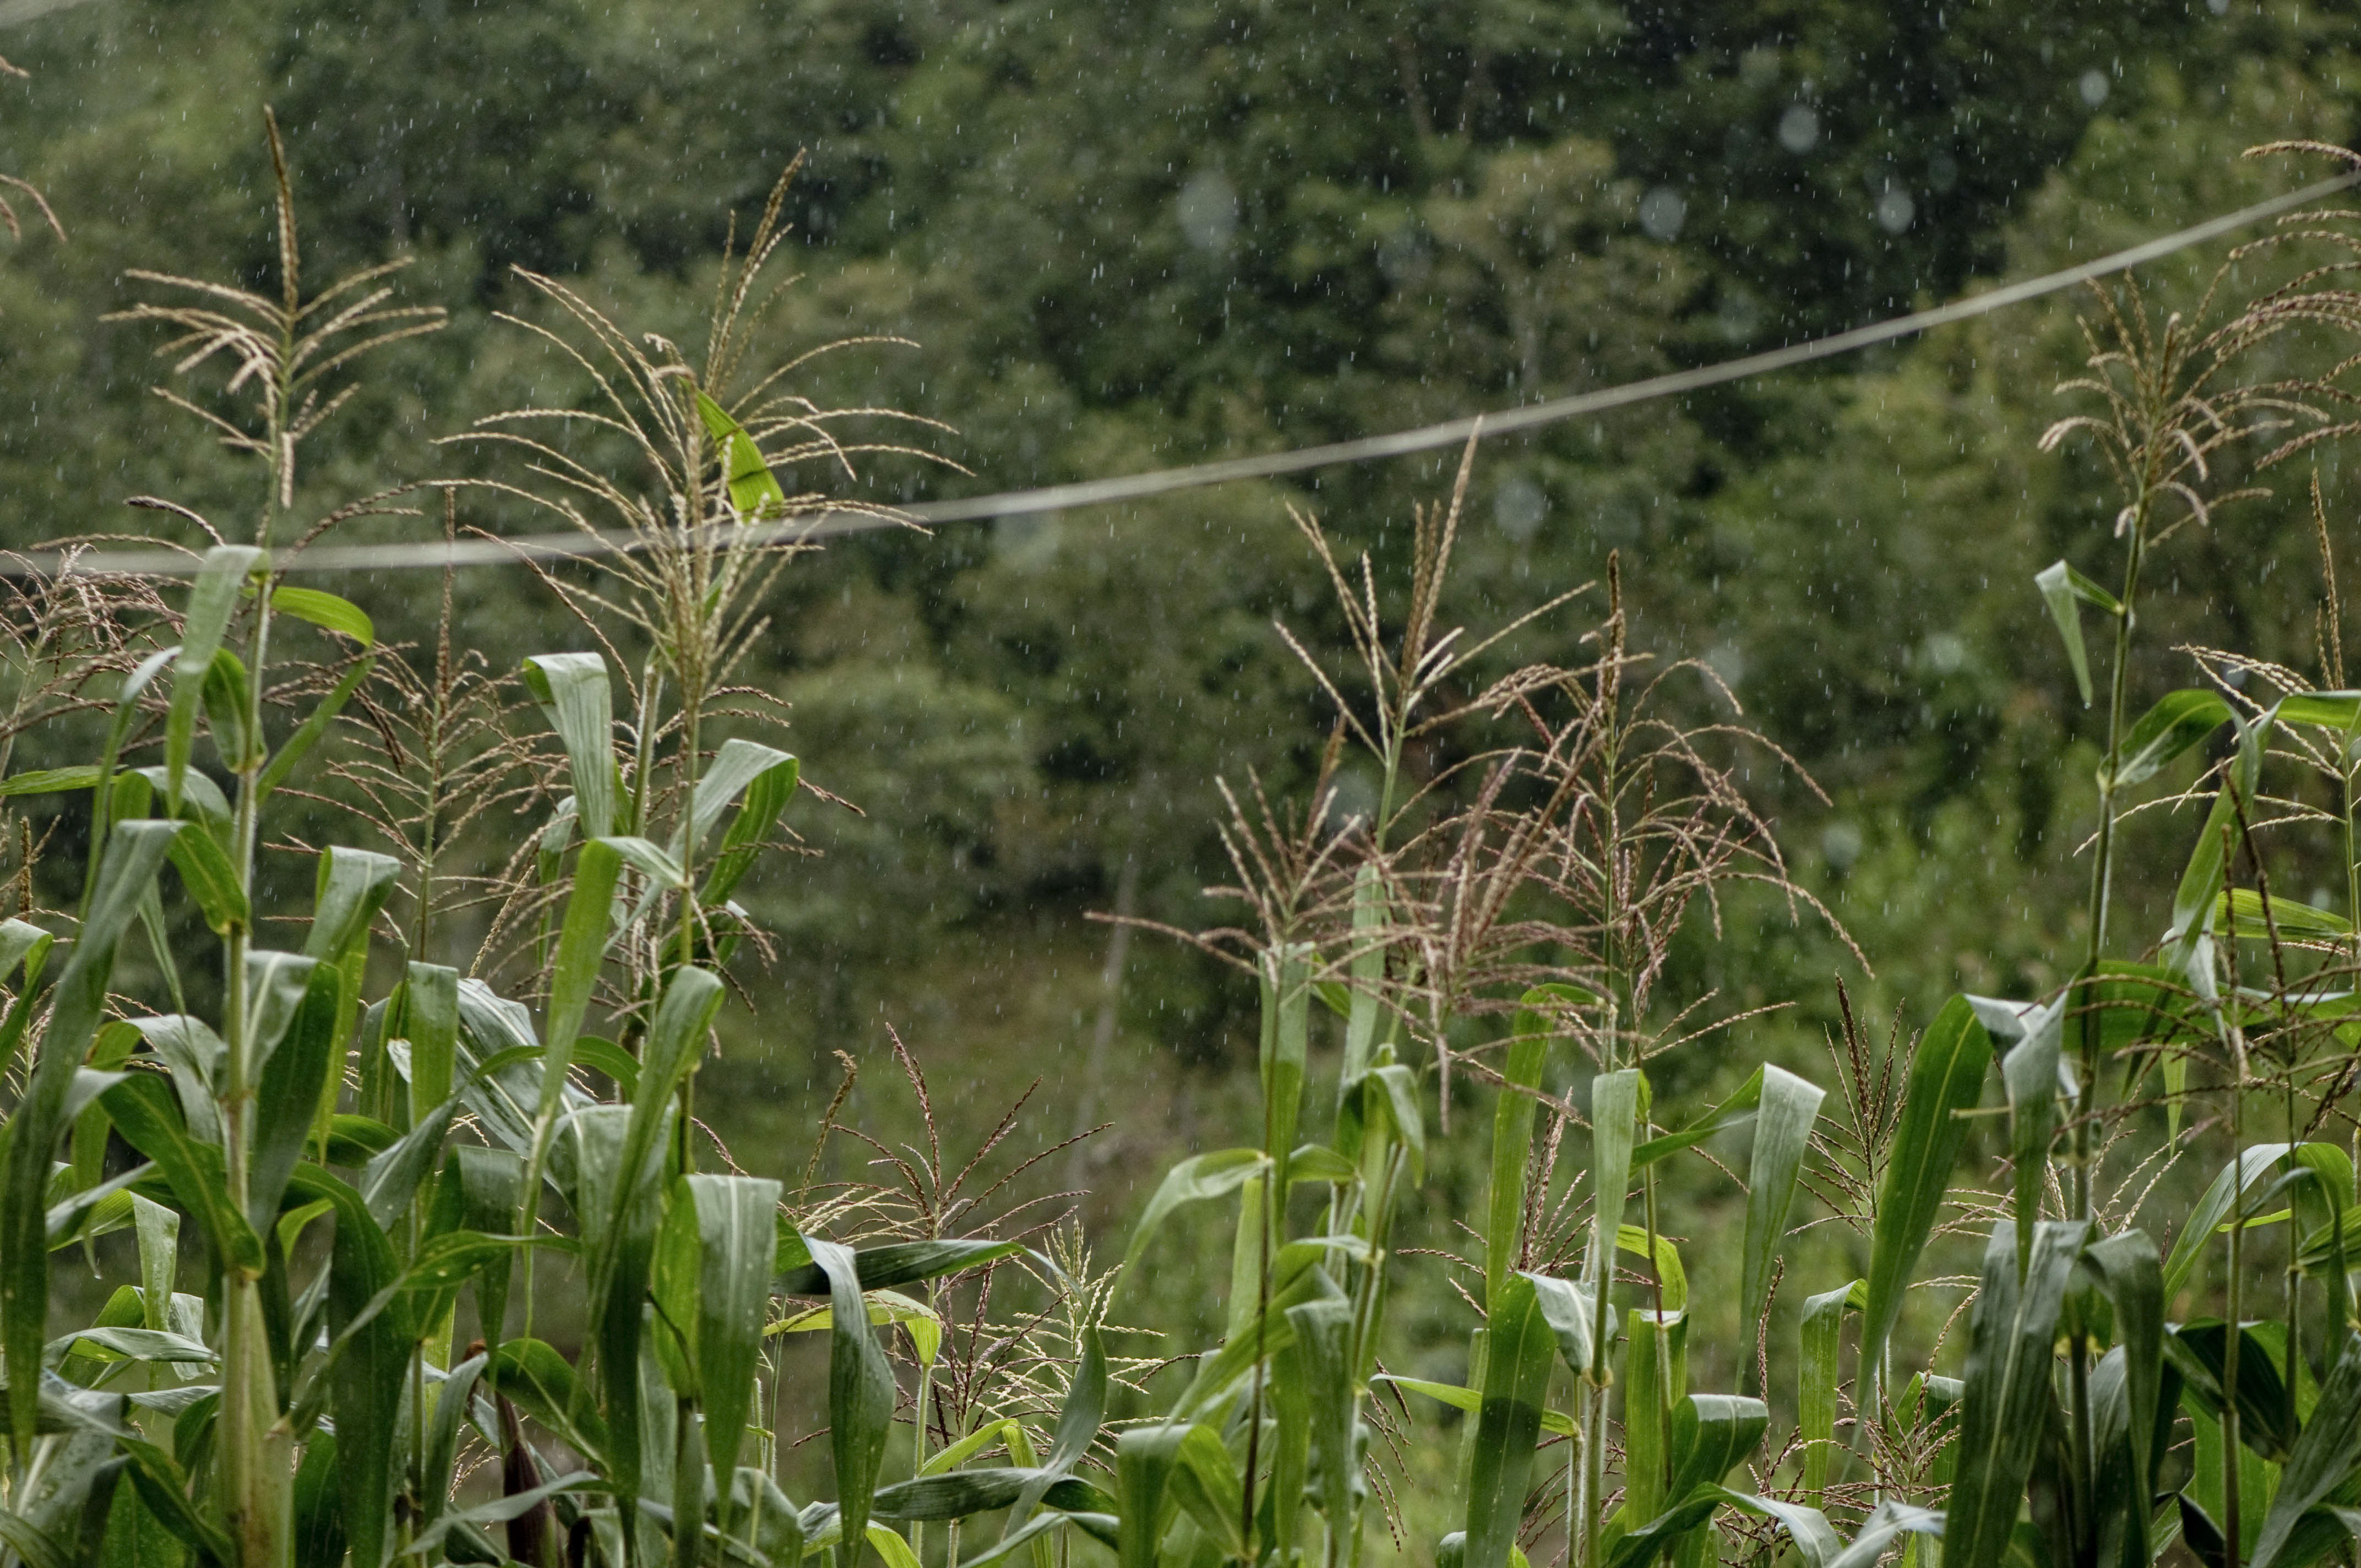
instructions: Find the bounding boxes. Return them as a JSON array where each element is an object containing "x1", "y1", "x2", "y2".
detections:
[{"x1": 3, "y1": 0, "x2": 2359, "y2": 1389}]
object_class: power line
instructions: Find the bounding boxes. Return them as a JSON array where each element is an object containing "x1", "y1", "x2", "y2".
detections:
[{"x1": 37, "y1": 168, "x2": 2361, "y2": 579}]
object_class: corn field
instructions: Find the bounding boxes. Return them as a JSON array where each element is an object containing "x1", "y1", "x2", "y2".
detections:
[{"x1": 8, "y1": 116, "x2": 2361, "y2": 1568}]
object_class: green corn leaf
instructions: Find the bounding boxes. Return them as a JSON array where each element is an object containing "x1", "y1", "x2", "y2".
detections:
[
  {"x1": 1340, "y1": 861, "x2": 1386, "y2": 1085},
  {"x1": 1631, "y1": 1066, "x2": 1764, "y2": 1172},
  {"x1": 775, "y1": 1235, "x2": 1027, "y2": 1297},
  {"x1": 253, "y1": 654, "x2": 373, "y2": 804},
  {"x1": 2000, "y1": 997, "x2": 2066, "y2": 1270},
  {"x1": 1485, "y1": 988, "x2": 1564, "y2": 1310},
  {"x1": 418, "y1": 1348, "x2": 487, "y2": 1532},
  {"x1": 199, "y1": 645, "x2": 255, "y2": 770},
  {"x1": 1799, "y1": 1281, "x2": 1865, "y2": 1505},
  {"x1": 1169, "y1": 1251, "x2": 1342, "y2": 1420},
  {"x1": 566, "y1": 1104, "x2": 662, "y2": 1538},
  {"x1": 1860, "y1": 996, "x2": 1994, "y2": 1384},
  {"x1": 697, "y1": 389, "x2": 789, "y2": 519},
  {"x1": 1602, "y1": 1397, "x2": 1772, "y2": 1568},
  {"x1": 1666, "y1": 1397, "x2": 1771, "y2": 1509},
  {"x1": 1372, "y1": 1374, "x2": 1576, "y2": 1436},
  {"x1": 804, "y1": 1233, "x2": 897, "y2": 1568},
  {"x1": 616, "y1": 965, "x2": 724, "y2": 1204},
  {"x1": 868, "y1": 1470, "x2": 1117, "y2": 1522},
  {"x1": 1121, "y1": 1148, "x2": 1268, "y2": 1271},
  {"x1": 2249, "y1": 1331, "x2": 2361, "y2": 1568},
  {"x1": 2165, "y1": 1144, "x2": 2303, "y2": 1305},
  {"x1": 159, "y1": 816, "x2": 244, "y2": 934},
  {"x1": 248, "y1": 958, "x2": 342, "y2": 1232},
  {"x1": 1266, "y1": 1310, "x2": 1314, "y2": 1562},
  {"x1": 360, "y1": 1095, "x2": 461, "y2": 1229},
  {"x1": 400, "y1": 961, "x2": 460, "y2": 1133},
  {"x1": 2166, "y1": 1319, "x2": 2299, "y2": 1461},
  {"x1": 243, "y1": 949, "x2": 322, "y2": 1082},
  {"x1": 681, "y1": 737, "x2": 795, "y2": 863},
  {"x1": 1827, "y1": 1503, "x2": 1947, "y2": 1568},
  {"x1": 1586, "y1": 1069, "x2": 1642, "y2": 1363},
  {"x1": 699, "y1": 749, "x2": 798, "y2": 910},
  {"x1": 1525, "y1": 1272, "x2": 1604, "y2": 1380},
  {"x1": 284, "y1": 1165, "x2": 409, "y2": 1568},
  {"x1": 2, "y1": 819, "x2": 178, "y2": 1449},
  {"x1": 486, "y1": 1336, "x2": 610, "y2": 1463},
  {"x1": 727, "y1": 1466, "x2": 806, "y2": 1568},
  {"x1": 1116, "y1": 1426, "x2": 1184, "y2": 1568},
  {"x1": 1462, "y1": 1272, "x2": 1558, "y2": 1568},
  {"x1": 294, "y1": 1431, "x2": 345, "y2": 1568},
  {"x1": 1285, "y1": 1143, "x2": 1358, "y2": 1185},
  {"x1": 165, "y1": 545, "x2": 264, "y2": 812},
  {"x1": 1341, "y1": 1063, "x2": 1424, "y2": 1180},
  {"x1": 2216, "y1": 887, "x2": 2354, "y2": 940},
  {"x1": 2165, "y1": 709, "x2": 2273, "y2": 979},
  {"x1": 1006, "y1": 1324, "x2": 1109, "y2": 1533},
  {"x1": 1741, "y1": 1065, "x2": 1824, "y2": 1362},
  {"x1": 99, "y1": 1072, "x2": 260, "y2": 1273},
  {"x1": 521, "y1": 837, "x2": 625, "y2": 1213},
  {"x1": 1945, "y1": 1219, "x2": 2088, "y2": 1568},
  {"x1": 1291, "y1": 1298, "x2": 1362, "y2": 1529},
  {"x1": 2033, "y1": 558, "x2": 2117, "y2": 707},
  {"x1": 1617, "y1": 1309, "x2": 1689, "y2": 1531},
  {"x1": 2277, "y1": 690, "x2": 2361, "y2": 731},
  {"x1": 1607, "y1": 1485, "x2": 1826, "y2": 1568},
  {"x1": 2112, "y1": 689, "x2": 2233, "y2": 789},
  {"x1": 70, "y1": 1021, "x2": 138, "y2": 1195},
  {"x1": 270, "y1": 585, "x2": 374, "y2": 646},
  {"x1": 1617, "y1": 1227, "x2": 1689, "y2": 1315},
  {"x1": 303, "y1": 846, "x2": 399, "y2": 964},
  {"x1": 521, "y1": 652, "x2": 616, "y2": 841},
  {"x1": 1166, "y1": 1423, "x2": 1245, "y2": 1559},
  {"x1": 0, "y1": 766, "x2": 102, "y2": 797},
  {"x1": 132, "y1": 1193, "x2": 178, "y2": 1331},
  {"x1": 119, "y1": 1435, "x2": 233, "y2": 1568},
  {"x1": 2083, "y1": 1229, "x2": 2163, "y2": 1550},
  {"x1": 1263, "y1": 943, "x2": 1312, "y2": 1187},
  {"x1": 691, "y1": 1174, "x2": 782, "y2": 1495}
]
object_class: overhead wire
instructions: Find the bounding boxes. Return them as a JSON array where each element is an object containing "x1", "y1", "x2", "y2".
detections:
[{"x1": 30, "y1": 167, "x2": 2361, "y2": 579}]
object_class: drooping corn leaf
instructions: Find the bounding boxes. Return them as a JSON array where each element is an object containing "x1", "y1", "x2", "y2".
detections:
[
  {"x1": 2033, "y1": 558, "x2": 2118, "y2": 707},
  {"x1": 1799, "y1": 1280, "x2": 1865, "y2": 1505},
  {"x1": 2111, "y1": 688, "x2": 2233, "y2": 790},
  {"x1": 1999, "y1": 995, "x2": 2066, "y2": 1271},
  {"x1": 696, "y1": 390, "x2": 788, "y2": 519},
  {"x1": 270, "y1": 586, "x2": 374, "y2": 647},
  {"x1": 165, "y1": 545, "x2": 264, "y2": 813},
  {"x1": 1741, "y1": 1065, "x2": 1824, "y2": 1367},
  {"x1": 1122, "y1": 1148, "x2": 1268, "y2": 1271},
  {"x1": 521, "y1": 652, "x2": 616, "y2": 842}
]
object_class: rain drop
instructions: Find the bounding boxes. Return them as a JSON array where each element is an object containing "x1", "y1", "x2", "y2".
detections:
[
  {"x1": 1175, "y1": 170, "x2": 1238, "y2": 253},
  {"x1": 2078, "y1": 68, "x2": 2110, "y2": 107},
  {"x1": 1493, "y1": 477, "x2": 1547, "y2": 542},
  {"x1": 1639, "y1": 186, "x2": 1687, "y2": 241},
  {"x1": 1875, "y1": 187, "x2": 1916, "y2": 233},
  {"x1": 1777, "y1": 104, "x2": 1820, "y2": 153}
]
